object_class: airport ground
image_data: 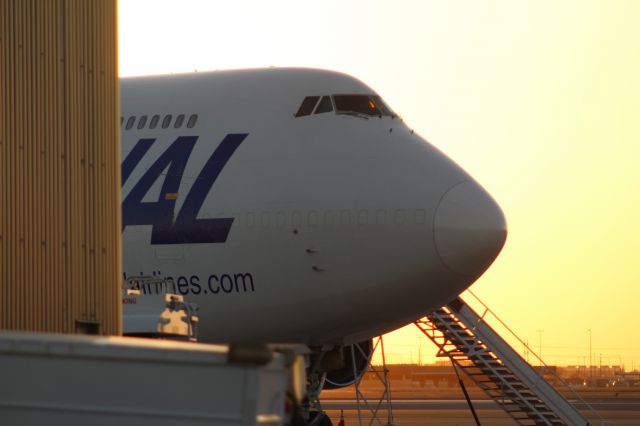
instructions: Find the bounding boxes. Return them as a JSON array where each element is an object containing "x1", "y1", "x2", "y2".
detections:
[{"x1": 320, "y1": 380, "x2": 640, "y2": 425}]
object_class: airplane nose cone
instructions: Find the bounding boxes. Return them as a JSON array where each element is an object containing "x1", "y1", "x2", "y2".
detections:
[{"x1": 434, "y1": 181, "x2": 507, "y2": 277}]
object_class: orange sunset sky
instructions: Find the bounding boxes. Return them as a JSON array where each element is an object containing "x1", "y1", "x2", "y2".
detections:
[{"x1": 118, "y1": 1, "x2": 640, "y2": 368}]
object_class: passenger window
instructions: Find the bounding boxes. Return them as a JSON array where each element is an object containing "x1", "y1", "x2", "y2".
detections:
[
  {"x1": 161, "y1": 114, "x2": 172, "y2": 129},
  {"x1": 120, "y1": 117, "x2": 124, "y2": 126},
  {"x1": 186, "y1": 114, "x2": 198, "y2": 128},
  {"x1": 314, "y1": 96, "x2": 333, "y2": 114},
  {"x1": 174, "y1": 114, "x2": 185, "y2": 128},
  {"x1": 295, "y1": 96, "x2": 320, "y2": 117},
  {"x1": 125, "y1": 116, "x2": 135, "y2": 130},
  {"x1": 137, "y1": 115, "x2": 148, "y2": 129},
  {"x1": 149, "y1": 114, "x2": 160, "y2": 129}
]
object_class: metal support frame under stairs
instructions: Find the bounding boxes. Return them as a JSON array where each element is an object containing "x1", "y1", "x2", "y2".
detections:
[
  {"x1": 351, "y1": 336, "x2": 395, "y2": 426},
  {"x1": 415, "y1": 293, "x2": 601, "y2": 426}
]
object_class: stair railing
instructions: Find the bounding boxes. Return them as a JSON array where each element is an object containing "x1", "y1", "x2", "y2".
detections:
[{"x1": 461, "y1": 289, "x2": 608, "y2": 425}]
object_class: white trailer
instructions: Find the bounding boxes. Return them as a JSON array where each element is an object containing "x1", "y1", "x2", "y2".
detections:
[{"x1": 0, "y1": 332, "x2": 293, "y2": 426}]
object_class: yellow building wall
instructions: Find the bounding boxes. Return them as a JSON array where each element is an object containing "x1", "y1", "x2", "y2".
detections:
[{"x1": 0, "y1": 0, "x2": 120, "y2": 335}]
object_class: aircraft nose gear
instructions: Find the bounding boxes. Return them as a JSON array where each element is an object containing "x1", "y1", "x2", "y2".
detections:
[
  {"x1": 302, "y1": 337, "x2": 395, "y2": 426},
  {"x1": 303, "y1": 353, "x2": 333, "y2": 426}
]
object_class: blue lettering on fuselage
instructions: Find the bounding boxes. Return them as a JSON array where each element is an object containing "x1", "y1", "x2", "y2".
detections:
[{"x1": 121, "y1": 133, "x2": 248, "y2": 244}]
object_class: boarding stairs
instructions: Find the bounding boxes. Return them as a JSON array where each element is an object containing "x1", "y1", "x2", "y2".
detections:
[{"x1": 415, "y1": 293, "x2": 598, "y2": 426}]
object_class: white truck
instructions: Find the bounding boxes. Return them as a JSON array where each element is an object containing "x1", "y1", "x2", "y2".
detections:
[{"x1": 0, "y1": 332, "x2": 303, "y2": 426}]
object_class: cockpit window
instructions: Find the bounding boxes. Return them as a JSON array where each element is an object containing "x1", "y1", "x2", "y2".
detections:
[
  {"x1": 295, "y1": 96, "x2": 320, "y2": 117},
  {"x1": 371, "y1": 95, "x2": 394, "y2": 116},
  {"x1": 314, "y1": 96, "x2": 333, "y2": 114},
  {"x1": 294, "y1": 94, "x2": 394, "y2": 118},
  {"x1": 333, "y1": 95, "x2": 394, "y2": 117}
]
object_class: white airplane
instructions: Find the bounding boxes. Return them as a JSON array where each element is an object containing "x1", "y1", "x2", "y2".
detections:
[{"x1": 120, "y1": 68, "x2": 506, "y2": 384}]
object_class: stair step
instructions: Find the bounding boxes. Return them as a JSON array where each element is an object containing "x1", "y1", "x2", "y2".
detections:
[
  {"x1": 489, "y1": 377, "x2": 519, "y2": 383},
  {"x1": 504, "y1": 388, "x2": 534, "y2": 394}
]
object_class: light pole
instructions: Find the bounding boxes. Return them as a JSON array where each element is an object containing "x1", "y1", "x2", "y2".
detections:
[
  {"x1": 588, "y1": 329, "x2": 592, "y2": 379},
  {"x1": 536, "y1": 329, "x2": 544, "y2": 366}
]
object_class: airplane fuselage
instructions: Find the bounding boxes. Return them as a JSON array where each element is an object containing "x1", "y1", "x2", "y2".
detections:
[{"x1": 120, "y1": 69, "x2": 506, "y2": 346}]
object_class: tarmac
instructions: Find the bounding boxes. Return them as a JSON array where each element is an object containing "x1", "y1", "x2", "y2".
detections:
[
  {"x1": 323, "y1": 399, "x2": 640, "y2": 425},
  {"x1": 321, "y1": 383, "x2": 640, "y2": 425}
]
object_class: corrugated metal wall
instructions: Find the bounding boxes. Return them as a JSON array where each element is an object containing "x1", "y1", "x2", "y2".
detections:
[{"x1": 0, "y1": 0, "x2": 121, "y2": 335}]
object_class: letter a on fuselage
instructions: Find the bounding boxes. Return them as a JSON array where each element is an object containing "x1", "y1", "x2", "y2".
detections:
[{"x1": 122, "y1": 133, "x2": 248, "y2": 244}]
